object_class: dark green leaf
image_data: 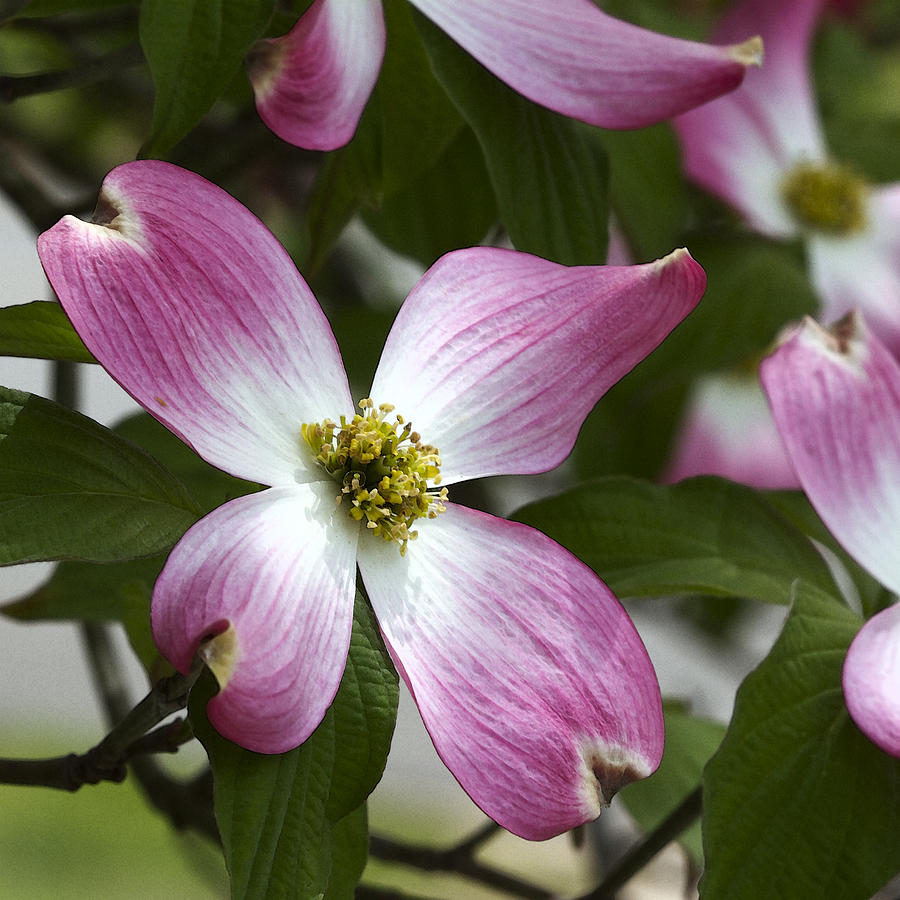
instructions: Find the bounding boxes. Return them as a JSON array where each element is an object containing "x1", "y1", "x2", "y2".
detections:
[
  {"x1": 12, "y1": 0, "x2": 133, "y2": 16},
  {"x1": 766, "y1": 489, "x2": 890, "y2": 620},
  {"x1": 304, "y1": 0, "x2": 463, "y2": 271},
  {"x1": 113, "y1": 410, "x2": 260, "y2": 514},
  {"x1": 600, "y1": 124, "x2": 687, "y2": 263},
  {"x1": 0, "y1": 387, "x2": 201, "y2": 564},
  {"x1": 361, "y1": 125, "x2": 497, "y2": 266},
  {"x1": 513, "y1": 476, "x2": 836, "y2": 603},
  {"x1": 323, "y1": 805, "x2": 368, "y2": 900},
  {"x1": 0, "y1": 301, "x2": 95, "y2": 363},
  {"x1": 702, "y1": 584, "x2": 900, "y2": 900},
  {"x1": 620, "y1": 704, "x2": 725, "y2": 863},
  {"x1": 416, "y1": 10, "x2": 609, "y2": 265},
  {"x1": 192, "y1": 591, "x2": 398, "y2": 900},
  {"x1": 139, "y1": 0, "x2": 275, "y2": 156}
]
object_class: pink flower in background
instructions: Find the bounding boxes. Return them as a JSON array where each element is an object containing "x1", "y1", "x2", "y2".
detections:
[
  {"x1": 663, "y1": 371, "x2": 797, "y2": 489},
  {"x1": 247, "y1": 0, "x2": 762, "y2": 150},
  {"x1": 675, "y1": 0, "x2": 900, "y2": 356},
  {"x1": 37, "y1": 161, "x2": 709, "y2": 839},
  {"x1": 761, "y1": 313, "x2": 900, "y2": 758}
]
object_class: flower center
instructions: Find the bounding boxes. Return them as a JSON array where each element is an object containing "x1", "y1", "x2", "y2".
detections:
[
  {"x1": 780, "y1": 161, "x2": 868, "y2": 235},
  {"x1": 302, "y1": 399, "x2": 448, "y2": 554}
]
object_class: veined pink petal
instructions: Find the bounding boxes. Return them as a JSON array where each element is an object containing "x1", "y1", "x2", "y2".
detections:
[
  {"x1": 807, "y1": 183, "x2": 900, "y2": 358},
  {"x1": 760, "y1": 313, "x2": 900, "y2": 596},
  {"x1": 247, "y1": 0, "x2": 386, "y2": 151},
  {"x1": 409, "y1": 0, "x2": 760, "y2": 129},
  {"x1": 673, "y1": 0, "x2": 828, "y2": 235},
  {"x1": 152, "y1": 483, "x2": 359, "y2": 754},
  {"x1": 357, "y1": 502, "x2": 663, "y2": 841},
  {"x1": 37, "y1": 160, "x2": 353, "y2": 487},
  {"x1": 371, "y1": 247, "x2": 705, "y2": 485},
  {"x1": 843, "y1": 603, "x2": 900, "y2": 758},
  {"x1": 663, "y1": 371, "x2": 799, "y2": 489}
]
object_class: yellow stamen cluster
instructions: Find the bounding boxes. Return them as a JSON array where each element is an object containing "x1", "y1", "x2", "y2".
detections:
[
  {"x1": 781, "y1": 161, "x2": 868, "y2": 235},
  {"x1": 302, "y1": 399, "x2": 448, "y2": 554}
]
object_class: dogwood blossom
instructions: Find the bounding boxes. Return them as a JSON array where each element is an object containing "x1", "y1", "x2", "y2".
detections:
[
  {"x1": 36, "y1": 160, "x2": 708, "y2": 839},
  {"x1": 247, "y1": 0, "x2": 762, "y2": 150},
  {"x1": 675, "y1": 0, "x2": 900, "y2": 357},
  {"x1": 761, "y1": 312, "x2": 900, "y2": 758}
]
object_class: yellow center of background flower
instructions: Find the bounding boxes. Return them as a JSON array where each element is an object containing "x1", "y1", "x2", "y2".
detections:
[
  {"x1": 781, "y1": 161, "x2": 868, "y2": 235},
  {"x1": 302, "y1": 399, "x2": 448, "y2": 554}
]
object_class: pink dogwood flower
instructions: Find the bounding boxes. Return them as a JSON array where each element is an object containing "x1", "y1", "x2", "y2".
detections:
[
  {"x1": 36, "y1": 160, "x2": 707, "y2": 839},
  {"x1": 675, "y1": 0, "x2": 900, "y2": 357},
  {"x1": 663, "y1": 370, "x2": 797, "y2": 489},
  {"x1": 247, "y1": 0, "x2": 763, "y2": 151},
  {"x1": 761, "y1": 312, "x2": 900, "y2": 758}
]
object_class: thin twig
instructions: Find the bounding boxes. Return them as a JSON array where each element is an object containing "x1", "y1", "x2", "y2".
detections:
[
  {"x1": 0, "y1": 42, "x2": 143, "y2": 102},
  {"x1": 577, "y1": 786, "x2": 703, "y2": 900},
  {"x1": 368, "y1": 832, "x2": 554, "y2": 900},
  {"x1": 0, "y1": 661, "x2": 203, "y2": 791}
]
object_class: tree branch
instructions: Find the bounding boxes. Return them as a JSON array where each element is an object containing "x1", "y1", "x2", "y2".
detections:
[
  {"x1": 0, "y1": 42, "x2": 144, "y2": 103},
  {"x1": 368, "y1": 825, "x2": 554, "y2": 900},
  {"x1": 577, "y1": 786, "x2": 703, "y2": 900}
]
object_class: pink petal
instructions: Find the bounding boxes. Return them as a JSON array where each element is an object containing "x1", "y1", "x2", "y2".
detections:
[
  {"x1": 37, "y1": 160, "x2": 353, "y2": 487},
  {"x1": 371, "y1": 247, "x2": 706, "y2": 484},
  {"x1": 152, "y1": 483, "x2": 359, "y2": 754},
  {"x1": 410, "y1": 0, "x2": 760, "y2": 129},
  {"x1": 663, "y1": 371, "x2": 799, "y2": 489},
  {"x1": 247, "y1": 0, "x2": 386, "y2": 151},
  {"x1": 807, "y1": 183, "x2": 900, "y2": 358},
  {"x1": 357, "y1": 502, "x2": 663, "y2": 840},
  {"x1": 673, "y1": 0, "x2": 828, "y2": 235},
  {"x1": 843, "y1": 603, "x2": 900, "y2": 758},
  {"x1": 760, "y1": 313, "x2": 900, "y2": 596}
]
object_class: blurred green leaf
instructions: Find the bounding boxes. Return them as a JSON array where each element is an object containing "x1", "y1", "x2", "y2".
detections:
[
  {"x1": 702, "y1": 584, "x2": 900, "y2": 900},
  {"x1": 2, "y1": 554, "x2": 164, "y2": 671},
  {"x1": 513, "y1": 475, "x2": 837, "y2": 603},
  {"x1": 600, "y1": 124, "x2": 687, "y2": 263},
  {"x1": 362, "y1": 126, "x2": 496, "y2": 266},
  {"x1": 0, "y1": 301, "x2": 95, "y2": 363},
  {"x1": 139, "y1": 0, "x2": 275, "y2": 156},
  {"x1": 621, "y1": 704, "x2": 725, "y2": 863},
  {"x1": 12, "y1": 0, "x2": 133, "y2": 15},
  {"x1": 305, "y1": 0, "x2": 463, "y2": 271},
  {"x1": 192, "y1": 591, "x2": 398, "y2": 900},
  {"x1": 0, "y1": 387, "x2": 201, "y2": 564},
  {"x1": 416, "y1": 10, "x2": 609, "y2": 265}
]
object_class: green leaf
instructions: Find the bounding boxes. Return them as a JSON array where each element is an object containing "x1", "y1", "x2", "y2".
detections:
[
  {"x1": 513, "y1": 475, "x2": 836, "y2": 603},
  {"x1": 192, "y1": 592, "x2": 398, "y2": 900},
  {"x1": 416, "y1": 10, "x2": 609, "y2": 265},
  {"x1": 323, "y1": 805, "x2": 368, "y2": 900},
  {"x1": 112, "y1": 410, "x2": 260, "y2": 514},
  {"x1": 0, "y1": 387, "x2": 201, "y2": 564},
  {"x1": 620, "y1": 704, "x2": 725, "y2": 863},
  {"x1": 702, "y1": 584, "x2": 900, "y2": 900},
  {"x1": 0, "y1": 301, "x2": 96, "y2": 363},
  {"x1": 766, "y1": 489, "x2": 890, "y2": 620},
  {"x1": 600, "y1": 124, "x2": 687, "y2": 263},
  {"x1": 304, "y1": 0, "x2": 463, "y2": 271},
  {"x1": 362, "y1": 125, "x2": 497, "y2": 266},
  {"x1": 12, "y1": 0, "x2": 133, "y2": 16},
  {"x1": 139, "y1": 0, "x2": 275, "y2": 156}
]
